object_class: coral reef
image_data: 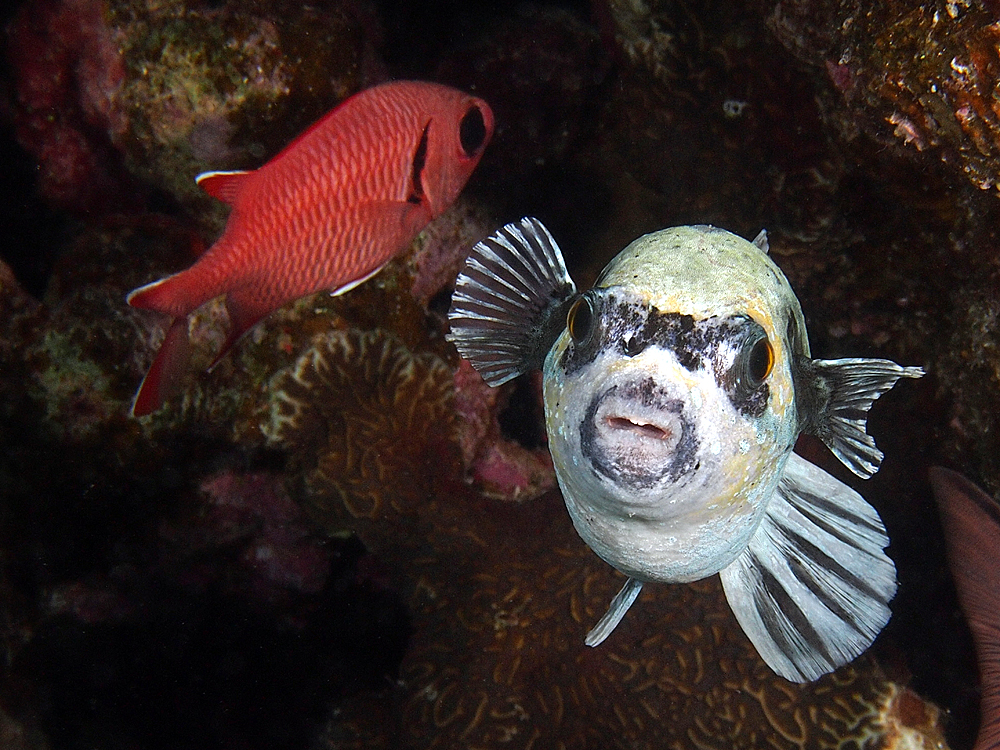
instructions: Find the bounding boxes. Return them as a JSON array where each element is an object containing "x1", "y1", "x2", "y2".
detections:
[
  {"x1": 766, "y1": 0, "x2": 1000, "y2": 194},
  {"x1": 451, "y1": 361, "x2": 554, "y2": 501},
  {"x1": 5, "y1": 0, "x2": 375, "y2": 226},
  {"x1": 107, "y1": 0, "x2": 373, "y2": 226},
  {"x1": 19, "y1": 216, "x2": 201, "y2": 441},
  {"x1": 3, "y1": 0, "x2": 997, "y2": 747},
  {"x1": 595, "y1": 0, "x2": 848, "y2": 249},
  {"x1": 5, "y1": 0, "x2": 136, "y2": 213},
  {"x1": 306, "y1": 475, "x2": 946, "y2": 749},
  {"x1": 406, "y1": 201, "x2": 494, "y2": 309},
  {"x1": 936, "y1": 289, "x2": 1000, "y2": 497}
]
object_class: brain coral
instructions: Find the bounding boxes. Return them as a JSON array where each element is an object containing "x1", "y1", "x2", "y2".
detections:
[
  {"x1": 254, "y1": 329, "x2": 949, "y2": 750},
  {"x1": 263, "y1": 328, "x2": 459, "y2": 523}
]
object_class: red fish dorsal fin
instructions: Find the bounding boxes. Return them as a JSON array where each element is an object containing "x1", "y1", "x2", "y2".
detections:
[{"x1": 196, "y1": 170, "x2": 252, "y2": 205}]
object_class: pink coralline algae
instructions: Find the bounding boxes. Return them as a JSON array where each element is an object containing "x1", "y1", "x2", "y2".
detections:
[
  {"x1": 160, "y1": 471, "x2": 334, "y2": 603},
  {"x1": 451, "y1": 360, "x2": 554, "y2": 501},
  {"x1": 406, "y1": 201, "x2": 494, "y2": 308},
  {"x1": 41, "y1": 470, "x2": 336, "y2": 622}
]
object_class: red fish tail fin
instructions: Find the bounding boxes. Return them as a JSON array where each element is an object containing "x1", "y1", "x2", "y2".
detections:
[{"x1": 132, "y1": 318, "x2": 191, "y2": 417}]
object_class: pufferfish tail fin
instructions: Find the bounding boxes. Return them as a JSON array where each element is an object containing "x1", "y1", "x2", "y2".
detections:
[
  {"x1": 796, "y1": 358, "x2": 924, "y2": 479},
  {"x1": 719, "y1": 452, "x2": 896, "y2": 683},
  {"x1": 448, "y1": 217, "x2": 577, "y2": 385}
]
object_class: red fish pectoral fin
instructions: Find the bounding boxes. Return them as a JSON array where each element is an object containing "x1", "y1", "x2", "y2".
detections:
[{"x1": 132, "y1": 318, "x2": 191, "y2": 417}]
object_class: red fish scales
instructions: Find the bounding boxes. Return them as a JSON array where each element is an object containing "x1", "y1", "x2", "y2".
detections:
[{"x1": 127, "y1": 80, "x2": 493, "y2": 416}]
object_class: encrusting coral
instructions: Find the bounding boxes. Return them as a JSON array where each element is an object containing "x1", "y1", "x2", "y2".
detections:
[{"x1": 765, "y1": 0, "x2": 1000, "y2": 194}]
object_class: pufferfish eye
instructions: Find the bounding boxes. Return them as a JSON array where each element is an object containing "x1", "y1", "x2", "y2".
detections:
[
  {"x1": 744, "y1": 335, "x2": 774, "y2": 386},
  {"x1": 567, "y1": 294, "x2": 596, "y2": 346},
  {"x1": 719, "y1": 322, "x2": 773, "y2": 418}
]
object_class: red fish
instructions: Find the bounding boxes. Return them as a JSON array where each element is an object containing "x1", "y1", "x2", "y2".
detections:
[
  {"x1": 128, "y1": 80, "x2": 494, "y2": 416},
  {"x1": 930, "y1": 467, "x2": 1000, "y2": 750}
]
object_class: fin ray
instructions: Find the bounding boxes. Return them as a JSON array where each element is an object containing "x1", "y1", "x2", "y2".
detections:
[
  {"x1": 196, "y1": 170, "x2": 252, "y2": 204},
  {"x1": 798, "y1": 357, "x2": 924, "y2": 478},
  {"x1": 448, "y1": 217, "x2": 577, "y2": 385},
  {"x1": 752, "y1": 229, "x2": 769, "y2": 254},
  {"x1": 720, "y1": 452, "x2": 896, "y2": 682},
  {"x1": 930, "y1": 467, "x2": 1000, "y2": 750}
]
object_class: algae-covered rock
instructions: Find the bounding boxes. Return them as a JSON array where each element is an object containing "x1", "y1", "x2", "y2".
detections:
[
  {"x1": 108, "y1": 0, "x2": 373, "y2": 230},
  {"x1": 766, "y1": 0, "x2": 1000, "y2": 194}
]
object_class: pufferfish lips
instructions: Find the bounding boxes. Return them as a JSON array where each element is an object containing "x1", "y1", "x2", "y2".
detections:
[{"x1": 581, "y1": 377, "x2": 699, "y2": 491}]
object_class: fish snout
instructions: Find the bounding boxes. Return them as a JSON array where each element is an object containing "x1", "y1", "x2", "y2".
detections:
[{"x1": 581, "y1": 378, "x2": 699, "y2": 490}]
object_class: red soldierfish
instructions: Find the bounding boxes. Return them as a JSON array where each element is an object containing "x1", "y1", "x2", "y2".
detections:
[{"x1": 127, "y1": 80, "x2": 494, "y2": 416}]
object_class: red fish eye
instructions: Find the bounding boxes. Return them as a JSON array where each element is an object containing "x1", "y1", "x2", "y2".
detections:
[{"x1": 460, "y1": 106, "x2": 487, "y2": 157}]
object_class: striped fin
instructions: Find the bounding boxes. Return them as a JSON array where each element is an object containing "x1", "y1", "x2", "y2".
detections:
[
  {"x1": 797, "y1": 357, "x2": 924, "y2": 479},
  {"x1": 719, "y1": 452, "x2": 896, "y2": 682},
  {"x1": 448, "y1": 217, "x2": 577, "y2": 386}
]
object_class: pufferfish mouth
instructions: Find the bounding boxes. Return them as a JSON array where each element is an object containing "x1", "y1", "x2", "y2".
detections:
[
  {"x1": 604, "y1": 415, "x2": 676, "y2": 442},
  {"x1": 581, "y1": 378, "x2": 699, "y2": 490}
]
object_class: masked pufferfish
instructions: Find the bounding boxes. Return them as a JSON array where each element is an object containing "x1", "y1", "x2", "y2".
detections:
[{"x1": 447, "y1": 217, "x2": 924, "y2": 683}]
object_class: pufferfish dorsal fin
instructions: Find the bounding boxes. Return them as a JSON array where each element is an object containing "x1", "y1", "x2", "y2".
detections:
[
  {"x1": 796, "y1": 358, "x2": 925, "y2": 479},
  {"x1": 448, "y1": 217, "x2": 577, "y2": 385},
  {"x1": 719, "y1": 452, "x2": 896, "y2": 683},
  {"x1": 751, "y1": 229, "x2": 769, "y2": 254}
]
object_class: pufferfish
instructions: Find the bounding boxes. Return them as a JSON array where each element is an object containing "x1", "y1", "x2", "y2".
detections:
[{"x1": 447, "y1": 217, "x2": 924, "y2": 683}]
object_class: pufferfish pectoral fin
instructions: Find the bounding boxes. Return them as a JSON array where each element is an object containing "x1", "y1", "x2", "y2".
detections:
[
  {"x1": 797, "y1": 357, "x2": 924, "y2": 479},
  {"x1": 719, "y1": 452, "x2": 896, "y2": 683},
  {"x1": 448, "y1": 217, "x2": 577, "y2": 386}
]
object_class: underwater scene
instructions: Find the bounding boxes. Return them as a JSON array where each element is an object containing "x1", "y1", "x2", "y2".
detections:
[{"x1": 1, "y1": 0, "x2": 998, "y2": 748}]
